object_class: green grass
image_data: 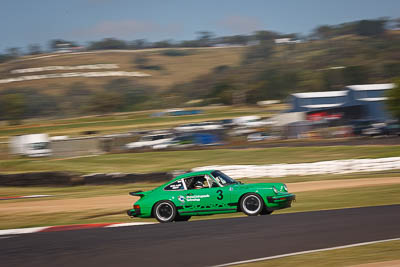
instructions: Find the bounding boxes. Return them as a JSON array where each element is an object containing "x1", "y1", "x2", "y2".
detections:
[
  {"x1": 1, "y1": 183, "x2": 399, "y2": 229},
  {"x1": 235, "y1": 240, "x2": 400, "y2": 267},
  {"x1": 0, "y1": 182, "x2": 157, "y2": 199},
  {"x1": 0, "y1": 171, "x2": 398, "y2": 200},
  {"x1": 1, "y1": 145, "x2": 400, "y2": 174},
  {"x1": 276, "y1": 184, "x2": 400, "y2": 214}
]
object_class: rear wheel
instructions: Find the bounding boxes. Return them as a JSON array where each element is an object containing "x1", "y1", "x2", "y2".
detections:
[
  {"x1": 153, "y1": 201, "x2": 176, "y2": 223},
  {"x1": 240, "y1": 193, "x2": 264, "y2": 216}
]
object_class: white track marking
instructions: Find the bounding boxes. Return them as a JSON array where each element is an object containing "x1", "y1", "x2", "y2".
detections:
[
  {"x1": 21, "y1": 195, "x2": 53, "y2": 199},
  {"x1": 0, "y1": 222, "x2": 156, "y2": 236},
  {"x1": 105, "y1": 222, "x2": 156, "y2": 228},
  {"x1": 0, "y1": 227, "x2": 49, "y2": 236},
  {"x1": 212, "y1": 238, "x2": 400, "y2": 267},
  {"x1": 0, "y1": 195, "x2": 53, "y2": 200}
]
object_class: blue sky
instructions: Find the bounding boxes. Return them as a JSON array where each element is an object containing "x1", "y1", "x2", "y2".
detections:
[{"x1": 1, "y1": 0, "x2": 399, "y2": 52}]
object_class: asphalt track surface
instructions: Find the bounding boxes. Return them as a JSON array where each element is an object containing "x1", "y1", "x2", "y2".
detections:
[{"x1": 1, "y1": 205, "x2": 400, "y2": 267}]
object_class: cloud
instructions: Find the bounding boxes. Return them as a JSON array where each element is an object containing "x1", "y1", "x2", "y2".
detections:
[
  {"x1": 216, "y1": 15, "x2": 264, "y2": 34},
  {"x1": 71, "y1": 19, "x2": 183, "y2": 40}
]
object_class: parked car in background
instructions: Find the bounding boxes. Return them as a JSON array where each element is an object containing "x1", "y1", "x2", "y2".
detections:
[
  {"x1": 153, "y1": 135, "x2": 195, "y2": 149},
  {"x1": 125, "y1": 132, "x2": 174, "y2": 149},
  {"x1": 229, "y1": 128, "x2": 258, "y2": 136},
  {"x1": 361, "y1": 122, "x2": 387, "y2": 137},
  {"x1": 174, "y1": 121, "x2": 223, "y2": 132},
  {"x1": 153, "y1": 133, "x2": 221, "y2": 149},
  {"x1": 383, "y1": 121, "x2": 400, "y2": 136},
  {"x1": 247, "y1": 132, "x2": 280, "y2": 142},
  {"x1": 10, "y1": 134, "x2": 51, "y2": 157},
  {"x1": 350, "y1": 119, "x2": 377, "y2": 136},
  {"x1": 219, "y1": 119, "x2": 234, "y2": 127}
]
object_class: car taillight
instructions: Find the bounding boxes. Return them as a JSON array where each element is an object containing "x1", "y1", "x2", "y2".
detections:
[{"x1": 134, "y1": 205, "x2": 140, "y2": 209}]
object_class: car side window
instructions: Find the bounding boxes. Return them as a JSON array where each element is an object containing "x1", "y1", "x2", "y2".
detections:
[
  {"x1": 184, "y1": 175, "x2": 210, "y2": 190},
  {"x1": 164, "y1": 180, "x2": 184, "y2": 191},
  {"x1": 205, "y1": 175, "x2": 220, "y2": 188},
  {"x1": 211, "y1": 180, "x2": 220, "y2": 188}
]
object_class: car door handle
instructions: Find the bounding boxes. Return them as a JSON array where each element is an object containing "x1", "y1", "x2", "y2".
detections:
[{"x1": 186, "y1": 193, "x2": 193, "y2": 196}]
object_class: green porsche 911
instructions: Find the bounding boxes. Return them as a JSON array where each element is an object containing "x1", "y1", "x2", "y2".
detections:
[{"x1": 127, "y1": 170, "x2": 295, "y2": 223}]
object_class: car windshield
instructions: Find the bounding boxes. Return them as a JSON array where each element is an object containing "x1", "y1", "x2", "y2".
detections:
[
  {"x1": 31, "y1": 142, "x2": 49, "y2": 150},
  {"x1": 211, "y1": 171, "x2": 238, "y2": 186}
]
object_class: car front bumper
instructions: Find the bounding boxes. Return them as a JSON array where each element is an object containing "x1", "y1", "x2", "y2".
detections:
[
  {"x1": 267, "y1": 194, "x2": 296, "y2": 203},
  {"x1": 266, "y1": 193, "x2": 296, "y2": 210}
]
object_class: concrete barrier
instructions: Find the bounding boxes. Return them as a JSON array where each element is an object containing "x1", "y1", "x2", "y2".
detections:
[{"x1": 192, "y1": 157, "x2": 400, "y2": 178}]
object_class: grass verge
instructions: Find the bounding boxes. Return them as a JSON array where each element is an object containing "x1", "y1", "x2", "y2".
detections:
[
  {"x1": 0, "y1": 171, "x2": 399, "y2": 199},
  {"x1": 1, "y1": 183, "x2": 399, "y2": 229},
  {"x1": 234, "y1": 240, "x2": 400, "y2": 267},
  {"x1": 1, "y1": 145, "x2": 400, "y2": 174}
]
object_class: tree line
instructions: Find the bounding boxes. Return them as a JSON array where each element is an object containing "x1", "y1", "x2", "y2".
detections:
[
  {"x1": 1, "y1": 18, "x2": 400, "y2": 123},
  {"x1": 0, "y1": 79, "x2": 155, "y2": 125},
  {"x1": 2, "y1": 18, "x2": 399, "y2": 63},
  {"x1": 164, "y1": 18, "x2": 400, "y2": 113}
]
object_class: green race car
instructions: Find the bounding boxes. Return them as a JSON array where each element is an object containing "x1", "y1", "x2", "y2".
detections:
[{"x1": 127, "y1": 170, "x2": 295, "y2": 223}]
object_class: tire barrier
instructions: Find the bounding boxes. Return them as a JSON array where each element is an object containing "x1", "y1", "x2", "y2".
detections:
[
  {"x1": 82, "y1": 172, "x2": 172, "y2": 185},
  {"x1": 192, "y1": 157, "x2": 400, "y2": 178},
  {"x1": 0, "y1": 172, "x2": 172, "y2": 186},
  {"x1": 0, "y1": 172, "x2": 82, "y2": 186}
]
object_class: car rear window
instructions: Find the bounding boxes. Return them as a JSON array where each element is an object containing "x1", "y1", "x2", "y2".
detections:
[{"x1": 164, "y1": 180, "x2": 184, "y2": 191}]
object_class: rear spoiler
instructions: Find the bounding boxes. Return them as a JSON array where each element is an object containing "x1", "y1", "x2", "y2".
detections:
[{"x1": 129, "y1": 190, "x2": 144, "y2": 197}]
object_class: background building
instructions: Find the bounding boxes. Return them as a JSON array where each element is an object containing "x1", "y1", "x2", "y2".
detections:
[{"x1": 289, "y1": 83, "x2": 394, "y2": 122}]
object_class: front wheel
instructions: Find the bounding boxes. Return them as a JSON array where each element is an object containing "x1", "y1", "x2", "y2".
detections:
[
  {"x1": 260, "y1": 208, "x2": 273, "y2": 215},
  {"x1": 174, "y1": 215, "x2": 191, "y2": 222},
  {"x1": 153, "y1": 201, "x2": 177, "y2": 223},
  {"x1": 240, "y1": 193, "x2": 264, "y2": 216}
]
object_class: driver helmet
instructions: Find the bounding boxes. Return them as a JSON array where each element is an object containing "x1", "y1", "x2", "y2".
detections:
[{"x1": 193, "y1": 181, "x2": 203, "y2": 189}]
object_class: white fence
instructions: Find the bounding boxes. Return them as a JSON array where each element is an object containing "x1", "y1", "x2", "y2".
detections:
[{"x1": 192, "y1": 157, "x2": 400, "y2": 178}]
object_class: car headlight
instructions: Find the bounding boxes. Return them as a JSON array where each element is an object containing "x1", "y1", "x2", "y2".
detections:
[
  {"x1": 272, "y1": 186, "x2": 278, "y2": 194},
  {"x1": 283, "y1": 184, "x2": 288, "y2": 192}
]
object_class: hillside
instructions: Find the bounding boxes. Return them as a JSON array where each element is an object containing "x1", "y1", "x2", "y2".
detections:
[
  {"x1": 0, "y1": 47, "x2": 245, "y2": 93},
  {"x1": 171, "y1": 32, "x2": 400, "y2": 105},
  {"x1": 1, "y1": 26, "x2": 400, "y2": 121}
]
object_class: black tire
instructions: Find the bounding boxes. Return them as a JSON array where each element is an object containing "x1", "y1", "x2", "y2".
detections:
[
  {"x1": 153, "y1": 201, "x2": 177, "y2": 223},
  {"x1": 174, "y1": 215, "x2": 191, "y2": 222},
  {"x1": 240, "y1": 193, "x2": 264, "y2": 216},
  {"x1": 260, "y1": 208, "x2": 273, "y2": 215}
]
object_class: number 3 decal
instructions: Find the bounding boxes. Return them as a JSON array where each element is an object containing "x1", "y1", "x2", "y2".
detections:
[{"x1": 217, "y1": 190, "x2": 223, "y2": 200}]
